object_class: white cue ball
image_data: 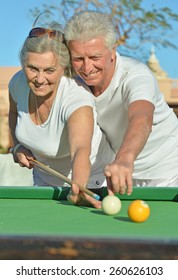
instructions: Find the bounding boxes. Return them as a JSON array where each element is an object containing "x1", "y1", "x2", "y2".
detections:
[{"x1": 102, "y1": 195, "x2": 122, "y2": 215}]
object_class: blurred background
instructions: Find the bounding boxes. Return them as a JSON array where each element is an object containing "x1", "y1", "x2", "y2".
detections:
[{"x1": 1, "y1": 0, "x2": 178, "y2": 153}]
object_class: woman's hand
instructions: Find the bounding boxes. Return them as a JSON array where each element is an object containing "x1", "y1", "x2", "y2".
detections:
[
  {"x1": 67, "y1": 183, "x2": 102, "y2": 208},
  {"x1": 12, "y1": 145, "x2": 34, "y2": 169}
]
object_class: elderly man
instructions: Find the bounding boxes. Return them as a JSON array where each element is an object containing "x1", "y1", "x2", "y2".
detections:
[{"x1": 65, "y1": 10, "x2": 178, "y2": 199}]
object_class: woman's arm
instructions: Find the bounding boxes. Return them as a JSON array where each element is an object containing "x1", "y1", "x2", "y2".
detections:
[
  {"x1": 9, "y1": 91, "x2": 34, "y2": 168},
  {"x1": 67, "y1": 106, "x2": 101, "y2": 208},
  {"x1": 9, "y1": 92, "x2": 18, "y2": 146}
]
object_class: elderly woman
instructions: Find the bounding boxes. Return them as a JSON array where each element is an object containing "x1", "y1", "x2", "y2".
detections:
[{"x1": 8, "y1": 22, "x2": 115, "y2": 207}]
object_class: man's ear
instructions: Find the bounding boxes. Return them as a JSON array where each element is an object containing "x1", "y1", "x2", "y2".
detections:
[{"x1": 111, "y1": 44, "x2": 117, "y2": 60}]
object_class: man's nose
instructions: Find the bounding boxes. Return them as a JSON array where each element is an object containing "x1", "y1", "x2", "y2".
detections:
[{"x1": 82, "y1": 58, "x2": 92, "y2": 74}]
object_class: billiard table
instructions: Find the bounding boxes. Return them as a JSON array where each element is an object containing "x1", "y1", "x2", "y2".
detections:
[{"x1": 0, "y1": 186, "x2": 178, "y2": 260}]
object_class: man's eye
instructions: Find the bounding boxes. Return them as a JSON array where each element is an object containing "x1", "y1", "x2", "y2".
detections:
[
  {"x1": 73, "y1": 57, "x2": 82, "y2": 62},
  {"x1": 91, "y1": 57, "x2": 100, "y2": 60}
]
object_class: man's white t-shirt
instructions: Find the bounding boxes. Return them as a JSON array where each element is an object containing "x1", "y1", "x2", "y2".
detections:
[{"x1": 94, "y1": 52, "x2": 178, "y2": 179}]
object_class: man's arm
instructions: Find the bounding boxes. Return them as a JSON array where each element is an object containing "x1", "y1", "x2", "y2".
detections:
[{"x1": 104, "y1": 100, "x2": 154, "y2": 195}]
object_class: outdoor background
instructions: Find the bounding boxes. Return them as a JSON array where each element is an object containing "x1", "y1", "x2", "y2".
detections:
[
  {"x1": 0, "y1": 0, "x2": 178, "y2": 78},
  {"x1": 0, "y1": 0, "x2": 178, "y2": 185}
]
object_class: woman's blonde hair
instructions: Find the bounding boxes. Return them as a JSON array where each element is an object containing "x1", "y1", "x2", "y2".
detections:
[{"x1": 20, "y1": 22, "x2": 72, "y2": 77}]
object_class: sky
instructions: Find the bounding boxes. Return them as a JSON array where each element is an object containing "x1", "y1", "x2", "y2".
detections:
[{"x1": 1, "y1": 0, "x2": 178, "y2": 78}]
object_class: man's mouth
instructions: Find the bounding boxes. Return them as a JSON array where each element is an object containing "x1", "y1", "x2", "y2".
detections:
[{"x1": 82, "y1": 70, "x2": 99, "y2": 79}]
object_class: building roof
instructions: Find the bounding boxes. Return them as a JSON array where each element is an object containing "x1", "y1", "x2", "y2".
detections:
[{"x1": 147, "y1": 46, "x2": 168, "y2": 79}]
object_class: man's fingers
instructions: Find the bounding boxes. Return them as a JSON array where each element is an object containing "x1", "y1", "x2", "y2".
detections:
[
  {"x1": 104, "y1": 165, "x2": 111, "y2": 177},
  {"x1": 107, "y1": 188, "x2": 114, "y2": 196}
]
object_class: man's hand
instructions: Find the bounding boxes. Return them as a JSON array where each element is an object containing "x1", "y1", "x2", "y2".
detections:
[{"x1": 104, "y1": 159, "x2": 133, "y2": 195}]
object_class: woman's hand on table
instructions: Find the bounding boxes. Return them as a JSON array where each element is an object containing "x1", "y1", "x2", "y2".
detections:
[{"x1": 67, "y1": 183, "x2": 102, "y2": 208}]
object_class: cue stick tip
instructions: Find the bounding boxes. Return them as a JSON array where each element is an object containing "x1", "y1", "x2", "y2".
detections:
[{"x1": 93, "y1": 194, "x2": 100, "y2": 200}]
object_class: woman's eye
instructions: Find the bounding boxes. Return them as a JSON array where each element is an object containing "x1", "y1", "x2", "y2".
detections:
[
  {"x1": 46, "y1": 69, "x2": 55, "y2": 74},
  {"x1": 29, "y1": 67, "x2": 37, "y2": 72}
]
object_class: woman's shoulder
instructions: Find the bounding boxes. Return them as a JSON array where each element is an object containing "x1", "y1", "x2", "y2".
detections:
[
  {"x1": 9, "y1": 69, "x2": 29, "y2": 102},
  {"x1": 62, "y1": 75, "x2": 92, "y2": 92},
  {"x1": 9, "y1": 69, "x2": 27, "y2": 91},
  {"x1": 59, "y1": 77, "x2": 95, "y2": 118}
]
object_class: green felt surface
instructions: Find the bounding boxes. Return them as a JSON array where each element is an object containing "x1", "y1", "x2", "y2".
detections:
[
  {"x1": 0, "y1": 186, "x2": 178, "y2": 242},
  {"x1": 0, "y1": 186, "x2": 69, "y2": 199}
]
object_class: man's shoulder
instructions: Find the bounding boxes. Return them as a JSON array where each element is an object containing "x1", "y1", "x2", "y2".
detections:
[
  {"x1": 117, "y1": 53, "x2": 153, "y2": 77},
  {"x1": 120, "y1": 54, "x2": 147, "y2": 68}
]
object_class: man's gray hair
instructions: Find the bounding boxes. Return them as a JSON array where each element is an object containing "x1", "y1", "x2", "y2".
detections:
[{"x1": 65, "y1": 10, "x2": 117, "y2": 50}]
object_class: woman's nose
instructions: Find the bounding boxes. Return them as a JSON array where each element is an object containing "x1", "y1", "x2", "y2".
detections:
[{"x1": 35, "y1": 72, "x2": 46, "y2": 83}]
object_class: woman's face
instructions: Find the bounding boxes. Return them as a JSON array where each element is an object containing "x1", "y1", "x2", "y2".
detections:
[{"x1": 24, "y1": 51, "x2": 64, "y2": 97}]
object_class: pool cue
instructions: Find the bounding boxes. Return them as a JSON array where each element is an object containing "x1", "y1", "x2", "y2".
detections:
[{"x1": 30, "y1": 158, "x2": 100, "y2": 200}]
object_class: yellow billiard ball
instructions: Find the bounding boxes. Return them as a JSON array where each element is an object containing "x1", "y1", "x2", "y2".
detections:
[
  {"x1": 128, "y1": 200, "x2": 150, "y2": 223},
  {"x1": 102, "y1": 195, "x2": 122, "y2": 215}
]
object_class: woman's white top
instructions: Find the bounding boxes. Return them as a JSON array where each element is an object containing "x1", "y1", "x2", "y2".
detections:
[{"x1": 9, "y1": 70, "x2": 115, "y2": 188}]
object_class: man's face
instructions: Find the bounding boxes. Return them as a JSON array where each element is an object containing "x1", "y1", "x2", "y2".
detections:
[{"x1": 68, "y1": 37, "x2": 116, "y2": 93}]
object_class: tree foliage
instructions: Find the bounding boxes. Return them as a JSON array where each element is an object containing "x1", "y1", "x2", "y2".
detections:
[{"x1": 29, "y1": 0, "x2": 178, "y2": 60}]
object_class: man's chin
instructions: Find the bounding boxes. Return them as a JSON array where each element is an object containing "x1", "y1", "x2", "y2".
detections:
[{"x1": 80, "y1": 76, "x2": 98, "y2": 86}]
